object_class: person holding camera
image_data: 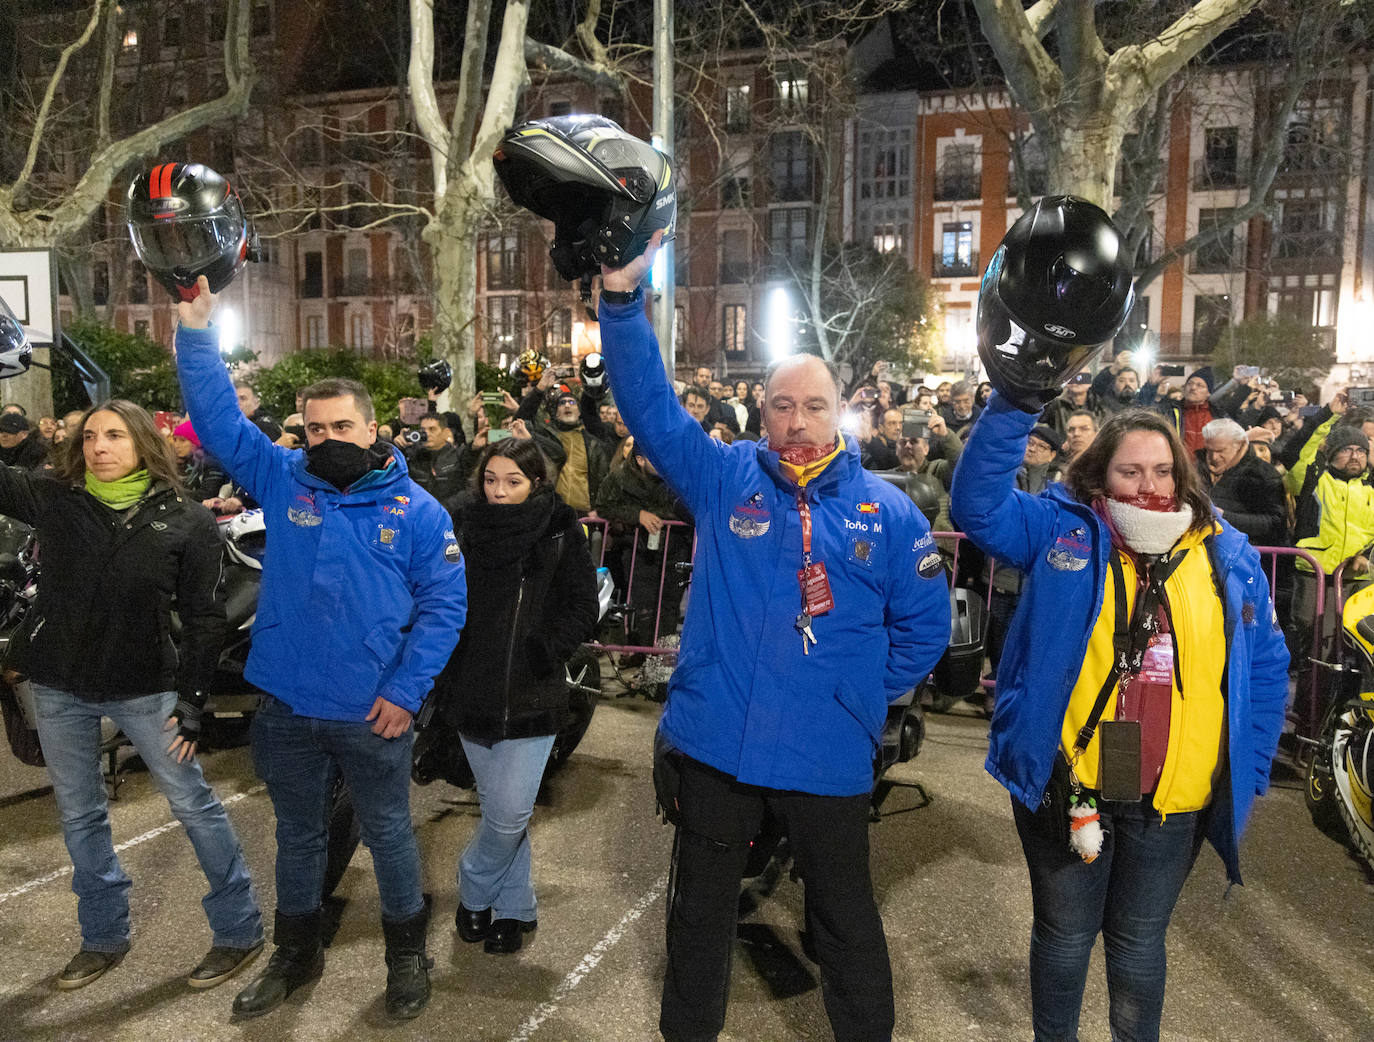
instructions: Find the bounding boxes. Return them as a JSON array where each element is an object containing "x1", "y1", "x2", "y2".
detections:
[
  {"x1": 951, "y1": 197, "x2": 1288, "y2": 1042},
  {"x1": 514, "y1": 373, "x2": 609, "y2": 517},
  {"x1": 861, "y1": 408, "x2": 904, "y2": 471},
  {"x1": 404, "y1": 414, "x2": 463, "y2": 503}
]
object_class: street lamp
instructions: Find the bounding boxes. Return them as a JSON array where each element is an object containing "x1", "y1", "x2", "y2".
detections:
[
  {"x1": 767, "y1": 287, "x2": 794, "y2": 360},
  {"x1": 217, "y1": 305, "x2": 239, "y2": 355}
]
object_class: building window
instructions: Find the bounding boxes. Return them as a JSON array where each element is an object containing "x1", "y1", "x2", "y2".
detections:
[
  {"x1": 859, "y1": 129, "x2": 911, "y2": 201},
  {"x1": 776, "y1": 75, "x2": 808, "y2": 119},
  {"x1": 1197, "y1": 126, "x2": 1240, "y2": 187},
  {"x1": 1192, "y1": 294, "x2": 1231, "y2": 354},
  {"x1": 549, "y1": 99, "x2": 572, "y2": 117},
  {"x1": 937, "y1": 221, "x2": 975, "y2": 277},
  {"x1": 1274, "y1": 198, "x2": 1339, "y2": 260},
  {"x1": 128, "y1": 270, "x2": 148, "y2": 305},
  {"x1": 768, "y1": 208, "x2": 808, "y2": 270},
  {"x1": 348, "y1": 312, "x2": 373, "y2": 350},
  {"x1": 133, "y1": 319, "x2": 150, "y2": 339},
  {"x1": 1008, "y1": 134, "x2": 1048, "y2": 196},
  {"x1": 1192, "y1": 208, "x2": 1238, "y2": 272},
  {"x1": 487, "y1": 296, "x2": 523, "y2": 353},
  {"x1": 122, "y1": 30, "x2": 138, "y2": 51},
  {"x1": 305, "y1": 315, "x2": 325, "y2": 348},
  {"x1": 1116, "y1": 295, "x2": 1151, "y2": 350},
  {"x1": 486, "y1": 231, "x2": 520, "y2": 290},
  {"x1": 870, "y1": 214, "x2": 909, "y2": 256},
  {"x1": 252, "y1": 0, "x2": 271, "y2": 36},
  {"x1": 725, "y1": 84, "x2": 751, "y2": 132},
  {"x1": 162, "y1": 14, "x2": 182, "y2": 49},
  {"x1": 722, "y1": 168, "x2": 750, "y2": 209},
  {"x1": 1269, "y1": 274, "x2": 1338, "y2": 328},
  {"x1": 723, "y1": 304, "x2": 748, "y2": 356},
  {"x1": 720, "y1": 229, "x2": 750, "y2": 283},
  {"x1": 93, "y1": 262, "x2": 110, "y2": 306},
  {"x1": 935, "y1": 144, "x2": 979, "y2": 201},
  {"x1": 770, "y1": 131, "x2": 811, "y2": 202},
  {"x1": 546, "y1": 307, "x2": 572, "y2": 354},
  {"x1": 675, "y1": 306, "x2": 686, "y2": 351},
  {"x1": 300, "y1": 251, "x2": 323, "y2": 298}
]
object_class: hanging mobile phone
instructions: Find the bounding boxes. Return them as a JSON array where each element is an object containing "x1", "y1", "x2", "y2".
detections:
[{"x1": 1098, "y1": 720, "x2": 1143, "y2": 802}]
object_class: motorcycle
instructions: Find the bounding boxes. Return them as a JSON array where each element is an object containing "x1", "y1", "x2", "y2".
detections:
[{"x1": 1305, "y1": 582, "x2": 1374, "y2": 876}]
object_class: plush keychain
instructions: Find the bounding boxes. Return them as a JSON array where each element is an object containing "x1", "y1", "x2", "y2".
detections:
[{"x1": 1068, "y1": 793, "x2": 1104, "y2": 863}]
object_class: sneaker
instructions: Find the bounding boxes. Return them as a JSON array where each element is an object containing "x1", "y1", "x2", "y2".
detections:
[
  {"x1": 57, "y1": 949, "x2": 124, "y2": 990},
  {"x1": 188, "y1": 941, "x2": 264, "y2": 989}
]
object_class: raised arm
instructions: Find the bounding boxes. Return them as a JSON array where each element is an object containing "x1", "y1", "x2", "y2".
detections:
[{"x1": 950, "y1": 392, "x2": 1061, "y2": 572}]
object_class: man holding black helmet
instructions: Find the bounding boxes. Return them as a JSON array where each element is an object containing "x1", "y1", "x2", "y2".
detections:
[
  {"x1": 128, "y1": 163, "x2": 468, "y2": 1022},
  {"x1": 491, "y1": 114, "x2": 950, "y2": 1042}
]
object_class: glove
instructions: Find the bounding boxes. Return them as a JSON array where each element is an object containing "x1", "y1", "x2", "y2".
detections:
[{"x1": 171, "y1": 692, "x2": 206, "y2": 744}]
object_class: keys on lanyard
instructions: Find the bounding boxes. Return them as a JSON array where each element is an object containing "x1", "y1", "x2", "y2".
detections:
[{"x1": 795, "y1": 491, "x2": 833, "y2": 655}]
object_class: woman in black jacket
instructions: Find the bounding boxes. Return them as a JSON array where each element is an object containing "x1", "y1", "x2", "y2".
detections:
[
  {"x1": 433, "y1": 437, "x2": 598, "y2": 954},
  {"x1": 2, "y1": 400, "x2": 262, "y2": 990}
]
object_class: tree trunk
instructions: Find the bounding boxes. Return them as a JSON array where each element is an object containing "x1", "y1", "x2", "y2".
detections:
[
  {"x1": 425, "y1": 199, "x2": 480, "y2": 428},
  {"x1": 1046, "y1": 118, "x2": 1122, "y2": 209}
]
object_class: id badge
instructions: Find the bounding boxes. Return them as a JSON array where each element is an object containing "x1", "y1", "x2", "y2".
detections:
[
  {"x1": 1098, "y1": 719, "x2": 1143, "y2": 802},
  {"x1": 797, "y1": 561, "x2": 835, "y2": 616}
]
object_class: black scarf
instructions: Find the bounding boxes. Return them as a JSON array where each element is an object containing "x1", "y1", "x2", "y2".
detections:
[{"x1": 460, "y1": 487, "x2": 557, "y2": 567}]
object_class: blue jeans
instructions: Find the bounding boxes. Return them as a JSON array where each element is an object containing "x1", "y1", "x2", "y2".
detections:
[
  {"x1": 32, "y1": 685, "x2": 263, "y2": 954},
  {"x1": 251, "y1": 695, "x2": 423, "y2": 922},
  {"x1": 1012, "y1": 795, "x2": 1202, "y2": 1042},
  {"x1": 458, "y1": 733, "x2": 555, "y2": 922}
]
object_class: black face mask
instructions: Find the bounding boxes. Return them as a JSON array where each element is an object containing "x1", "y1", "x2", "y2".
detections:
[{"x1": 306, "y1": 438, "x2": 386, "y2": 491}]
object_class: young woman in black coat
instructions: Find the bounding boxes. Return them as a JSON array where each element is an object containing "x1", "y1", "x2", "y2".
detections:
[{"x1": 432, "y1": 437, "x2": 598, "y2": 954}]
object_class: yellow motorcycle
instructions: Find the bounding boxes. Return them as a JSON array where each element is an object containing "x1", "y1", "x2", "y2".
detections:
[{"x1": 1306, "y1": 582, "x2": 1374, "y2": 875}]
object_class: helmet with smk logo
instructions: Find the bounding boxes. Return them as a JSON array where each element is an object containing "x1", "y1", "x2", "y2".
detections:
[{"x1": 977, "y1": 196, "x2": 1134, "y2": 413}]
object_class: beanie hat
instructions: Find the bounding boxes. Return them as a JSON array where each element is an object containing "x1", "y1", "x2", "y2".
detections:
[
  {"x1": 1189, "y1": 366, "x2": 1216, "y2": 392},
  {"x1": 1027, "y1": 424, "x2": 1064, "y2": 454},
  {"x1": 1325, "y1": 425, "x2": 1369, "y2": 456},
  {"x1": 0, "y1": 413, "x2": 28, "y2": 434},
  {"x1": 172, "y1": 420, "x2": 201, "y2": 449}
]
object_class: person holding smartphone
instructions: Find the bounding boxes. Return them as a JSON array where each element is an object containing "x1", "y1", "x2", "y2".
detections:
[{"x1": 952, "y1": 197, "x2": 1288, "y2": 1042}]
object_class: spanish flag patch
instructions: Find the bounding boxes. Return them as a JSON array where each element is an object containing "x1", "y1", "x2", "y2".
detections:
[{"x1": 857, "y1": 502, "x2": 880, "y2": 514}]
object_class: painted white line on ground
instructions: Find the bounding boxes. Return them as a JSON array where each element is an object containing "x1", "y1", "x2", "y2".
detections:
[
  {"x1": 0, "y1": 784, "x2": 265, "y2": 905},
  {"x1": 506, "y1": 872, "x2": 669, "y2": 1042}
]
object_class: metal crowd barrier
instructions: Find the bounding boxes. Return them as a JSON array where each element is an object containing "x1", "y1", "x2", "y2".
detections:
[{"x1": 581, "y1": 517, "x2": 693, "y2": 656}]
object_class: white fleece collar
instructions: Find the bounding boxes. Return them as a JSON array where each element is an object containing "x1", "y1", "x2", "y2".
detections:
[{"x1": 1105, "y1": 499, "x2": 1194, "y2": 556}]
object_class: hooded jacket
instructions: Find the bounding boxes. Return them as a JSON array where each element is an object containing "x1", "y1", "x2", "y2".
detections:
[
  {"x1": 1286, "y1": 412, "x2": 1374, "y2": 574},
  {"x1": 951, "y1": 393, "x2": 1290, "y2": 884},
  {"x1": 431, "y1": 490, "x2": 598, "y2": 743},
  {"x1": 175, "y1": 324, "x2": 468, "y2": 720},
  {"x1": 599, "y1": 297, "x2": 949, "y2": 797}
]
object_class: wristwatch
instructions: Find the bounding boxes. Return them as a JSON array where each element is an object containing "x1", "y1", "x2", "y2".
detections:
[{"x1": 599, "y1": 285, "x2": 643, "y2": 306}]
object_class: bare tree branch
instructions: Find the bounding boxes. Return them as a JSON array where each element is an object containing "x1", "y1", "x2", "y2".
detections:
[
  {"x1": 447, "y1": 0, "x2": 494, "y2": 187},
  {"x1": 408, "y1": 0, "x2": 454, "y2": 200},
  {"x1": 524, "y1": 39, "x2": 623, "y2": 94},
  {"x1": 95, "y1": 0, "x2": 119, "y2": 148},
  {"x1": 970, "y1": 0, "x2": 1062, "y2": 117},
  {"x1": 13, "y1": 0, "x2": 109, "y2": 193},
  {"x1": 1026, "y1": 0, "x2": 1064, "y2": 38},
  {"x1": 1108, "y1": 0, "x2": 1262, "y2": 115}
]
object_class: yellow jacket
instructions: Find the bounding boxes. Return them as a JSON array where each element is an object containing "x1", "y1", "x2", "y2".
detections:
[{"x1": 1062, "y1": 525, "x2": 1227, "y2": 816}]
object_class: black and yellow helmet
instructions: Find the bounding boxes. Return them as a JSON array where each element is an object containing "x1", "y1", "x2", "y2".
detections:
[
  {"x1": 493, "y1": 115, "x2": 676, "y2": 281},
  {"x1": 511, "y1": 350, "x2": 551, "y2": 385}
]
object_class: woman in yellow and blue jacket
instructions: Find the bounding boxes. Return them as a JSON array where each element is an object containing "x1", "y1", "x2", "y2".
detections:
[{"x1": 952, "y1": 397, "x2": 1289, "y2": 1042}]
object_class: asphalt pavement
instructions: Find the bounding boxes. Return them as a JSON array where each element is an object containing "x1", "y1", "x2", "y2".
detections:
[{"x1": 0, "y1": 687, "x2": 1370, "y2": 1042}]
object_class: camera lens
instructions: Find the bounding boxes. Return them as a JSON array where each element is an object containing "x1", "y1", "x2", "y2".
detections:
[{"x1": 405, "y1": 429, "x2": 423, "y2": 444}]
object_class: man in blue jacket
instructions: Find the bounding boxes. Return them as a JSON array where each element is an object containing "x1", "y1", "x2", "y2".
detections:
[
  {"x1": 600, "y1": 237, "x2": 949, "y2": 1042},
  {"x1": 174, "y1": 276, "x2": 466, "y2": 1021}
]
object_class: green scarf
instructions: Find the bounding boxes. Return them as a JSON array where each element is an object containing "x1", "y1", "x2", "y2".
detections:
[{"x1": 85, "y1": 468, "x2": 152, "y2": 510}]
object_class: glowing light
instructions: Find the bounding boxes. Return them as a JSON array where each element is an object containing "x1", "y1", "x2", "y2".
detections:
[
  {"x1": 217, "y1": 306, "x2": 239, "y2": 354},
  {"x1": 767, "y1": 287, "x2": 794, "y2": 360}
]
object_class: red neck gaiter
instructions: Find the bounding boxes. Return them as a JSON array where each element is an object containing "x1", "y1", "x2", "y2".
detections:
[{"x1": 777, "y1": 441, "x2": 837, "y2": 466}]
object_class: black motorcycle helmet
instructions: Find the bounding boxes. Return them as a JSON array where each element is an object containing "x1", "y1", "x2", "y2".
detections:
[
  {"x1": 417, "y1": 359, "x2": 452, "y2": 394},
  {"x1": 977, "y1": 195, "x2": 1134, "y2": 410},
  {"x1": 493, "y1": 115, "x2": 676, "y2": 281},
  {"x1": 0, "y1": 298, "x2": 33, "y2": 380},
  {"x1": 126, "y1": 162, "x2": 258, "y2": 301},
  {"x1": 579, "y1": 352, "x2": 607, "y2": 394}
]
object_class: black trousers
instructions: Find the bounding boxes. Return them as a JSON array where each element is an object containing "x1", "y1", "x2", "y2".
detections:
[{"x1": 659, "y1": 754, "x2": 894, "y2": 1042}]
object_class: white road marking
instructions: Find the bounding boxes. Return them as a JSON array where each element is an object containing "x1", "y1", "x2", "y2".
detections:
[
  {"x1": 0, "y1": 784, "x2": 265, "y2": 905},
  {"x1": 506, "y1": 872, "x2": 669, "y2": 1042}
]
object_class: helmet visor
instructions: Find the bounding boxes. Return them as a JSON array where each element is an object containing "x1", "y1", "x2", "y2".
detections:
[
  {"x1": 130, "y1": 213, "x2": 243, "y2": 273},
  {"x1": 982, "y1": 308, "x2": 1098, "y2": 392}
]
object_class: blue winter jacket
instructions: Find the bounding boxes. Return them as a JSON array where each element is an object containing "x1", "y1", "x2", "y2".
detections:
[
  {"x1": 599, "y1": 299, "x2": 949, "y2": 796},
  {"x1": 175, "y1": 324, "x2": 467, "y2": 721},
  {"x1": 951, "y1": 392, "x2": 1290, "y2": 883}
]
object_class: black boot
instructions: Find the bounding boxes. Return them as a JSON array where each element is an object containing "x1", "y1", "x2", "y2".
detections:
[
  {"x1": 231, "y1": 909, "x2": 324, "y2": 1018},
  {"x1": 382, "y1": 906, "x2": 433, "y2": 1020}
]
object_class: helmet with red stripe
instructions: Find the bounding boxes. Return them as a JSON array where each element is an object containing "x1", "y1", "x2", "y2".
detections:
[{"x1": 125, "y1": 162, "x2": 257, "y2": 300}]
